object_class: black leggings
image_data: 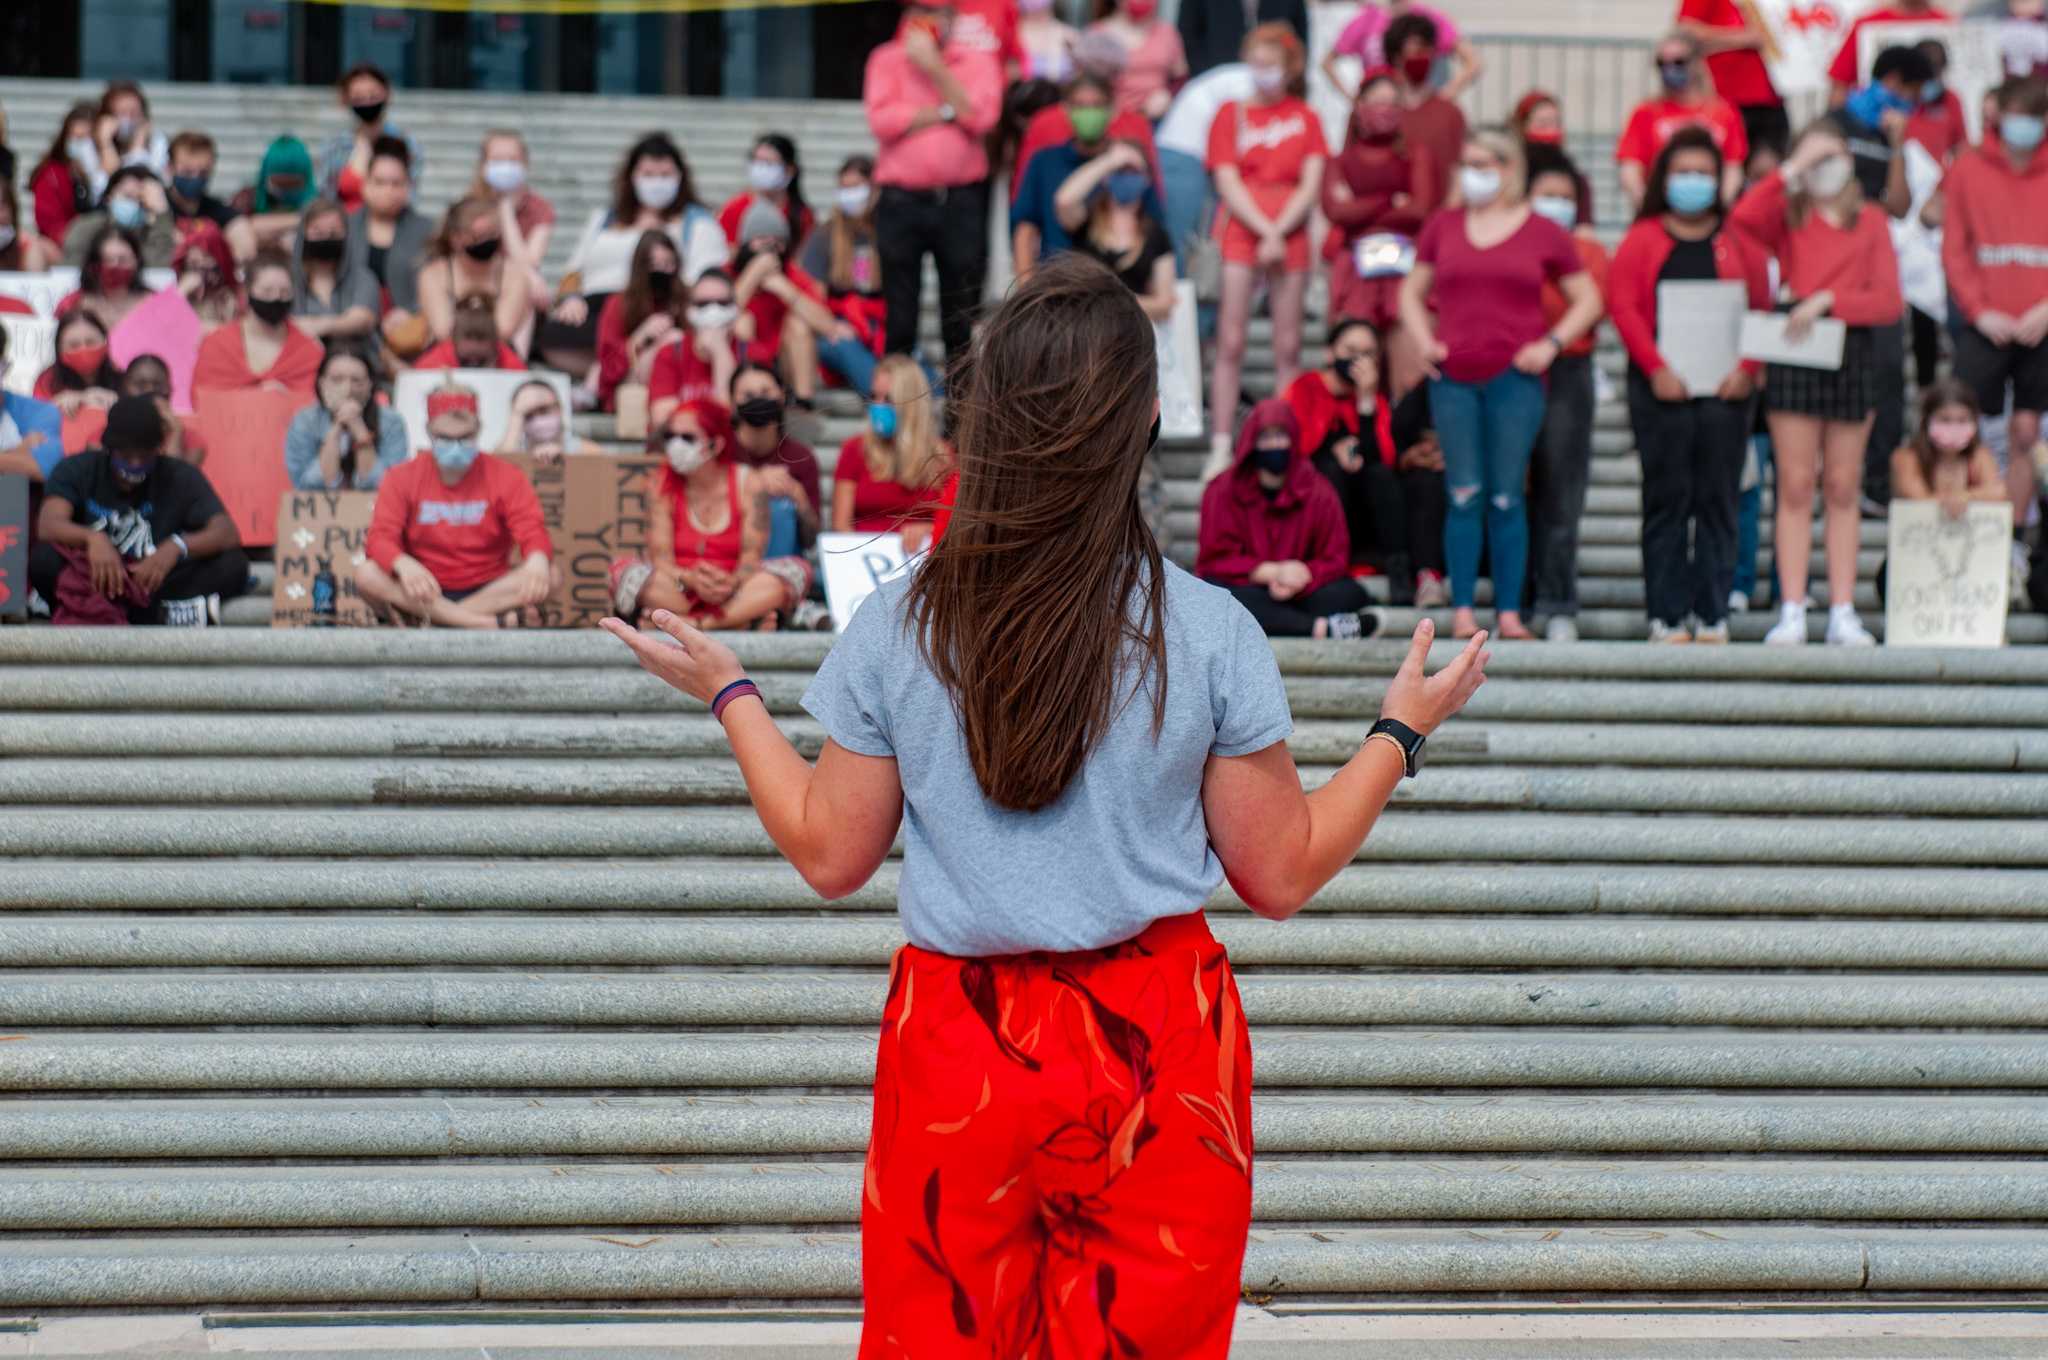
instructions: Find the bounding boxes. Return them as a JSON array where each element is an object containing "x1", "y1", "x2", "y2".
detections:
[
  {"x1": 1310, "y1": 451, "x2": 1448, "y2": 581},
  {"x1": 1225, "y1": 578, "x2": 1371, "y2": 637}
]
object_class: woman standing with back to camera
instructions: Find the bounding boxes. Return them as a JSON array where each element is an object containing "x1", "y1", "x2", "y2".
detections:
[{"x1": 603, "y1": 255, "x2": 1488, "y2": 1354}]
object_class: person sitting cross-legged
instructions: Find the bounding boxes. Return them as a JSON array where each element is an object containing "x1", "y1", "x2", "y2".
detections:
[{"x1": 356, "y1": 383, "x2": 555, "y2": 628}]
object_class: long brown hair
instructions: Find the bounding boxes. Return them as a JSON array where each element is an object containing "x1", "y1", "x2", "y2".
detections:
[
  {"x1": 863, "y1": 354, "x2": 946, "y2": 489},
  {"x1": 430, "y1": 196, "x2": 497, "y2": 261},
  {"x1": 1907, "y1": 377, "x2": 1983, "y2": 483},
  {"x1": 904, "y1": 253, "x2": 1165, "y2": 813},
  {"x1": 618, "y1": 229, "x2": 683, "y2": 336}
]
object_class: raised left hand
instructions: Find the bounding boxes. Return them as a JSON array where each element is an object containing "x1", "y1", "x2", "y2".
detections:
[{"x1": 601, "y1": 608, "x2": 745, "y2": 705}]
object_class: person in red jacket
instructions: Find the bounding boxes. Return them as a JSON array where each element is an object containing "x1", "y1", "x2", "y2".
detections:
[
  {"x1": 29, "y1": 103, "x2": 98, "y2": 246},
  {"x1": 1196, "y1": 398, "x2": 1379, "y2": 639},
  {"x1": 1611, "y1": 126, "x2": 1770, "y2": 645},
  {"x1": 356, "y1": 384, "x2": 555, "y2": 628},
  {"x1": 1941, "y1": 75, "x2": 2048, "y2": 522},
  {"x1": 1731, "y1": 117, "x2": 1903, "y2": 647},
  {"x1": 594, "y1": 230, "x2": 688, "y2": 412}
]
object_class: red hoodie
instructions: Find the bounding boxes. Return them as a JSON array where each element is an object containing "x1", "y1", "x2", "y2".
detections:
[
  {"x1": 1940, "y1": 142, "x2": 2048, "y2": 327},
  {"x1": 1608, "y1": 215, "x2": 1770, "y2": 380},
  {"x1": 1195, "y1": 399, "x2": 1351, "y2": 595}
]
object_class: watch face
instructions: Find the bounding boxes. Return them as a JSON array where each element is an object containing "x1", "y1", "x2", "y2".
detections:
[{"x1": 1407, "y1": 737, "x2": 1426, "y2": 774}]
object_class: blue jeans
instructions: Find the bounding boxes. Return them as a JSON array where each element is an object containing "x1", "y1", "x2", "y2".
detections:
[
  {"x1": 1430, "y1": 368, "x2": 1547, "y2": 612},
  {"x1": 1734, "y1": 432, "x2": 1775, "y2": 601},
  {"x1": 1158, "y1": 147, "x2": 1218, "y2": 340},
  {"x1": 816, "y1": 333, "x2": 879, "y2": 396}
]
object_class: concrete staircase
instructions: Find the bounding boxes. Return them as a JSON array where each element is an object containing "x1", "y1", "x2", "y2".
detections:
[{"x1": 1, "y1": 628, "x2": 2047, "y2": 1325}]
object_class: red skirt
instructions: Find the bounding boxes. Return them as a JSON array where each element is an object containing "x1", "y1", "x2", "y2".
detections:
[{"x1": 858, "y1": 911, "x2": 1254, "y2": 1359}]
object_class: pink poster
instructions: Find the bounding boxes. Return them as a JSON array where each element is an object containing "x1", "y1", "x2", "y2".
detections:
[{"x1": 108, "y1": 287, "x2": 203, "y2": 414}]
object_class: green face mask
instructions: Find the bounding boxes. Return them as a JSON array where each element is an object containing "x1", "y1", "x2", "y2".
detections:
[{"x1": 1070, "y1": 105, "x2": 1110, "y2": 144}]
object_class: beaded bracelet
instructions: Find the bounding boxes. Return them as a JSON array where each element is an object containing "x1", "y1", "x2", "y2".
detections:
[{"x1": 711, "y1": 677, "x2": 762, "y2": 722}]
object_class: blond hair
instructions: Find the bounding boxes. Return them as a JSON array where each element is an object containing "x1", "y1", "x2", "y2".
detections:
[
  {"x1": 1468, "y1": 126, "x2": 1528, "y2": 205},
  {"x1": 864, "y1": 354, "x2": 946, "y2": 489}
]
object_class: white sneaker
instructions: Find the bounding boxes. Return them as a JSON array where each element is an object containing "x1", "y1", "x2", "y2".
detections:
[
  {"x1": 1692, "y1": 619, "x2": 1730, "y2": 645},
  {"x1": 1544, "y1": 616, "x2": 1579, "y2": 643},
  {"x1": 1727, "y1": 589, "x2": 1749, "y2": 614},
  {"x1": 1647, "y1": 620, "x2": 1691, "y2": 644},
  {"x1": 1200, "y1": 433, "x2": 1234, "y2": 483},
  {"x1": 1764, "y1": 605, "x2": 1808, "y2": 646},
  {"x1": 1826, "y1": 605, "x2": 1876, "y2": 646},
  {"x1": 159, "y1": 594, "x2": 218, "y2": 627}
]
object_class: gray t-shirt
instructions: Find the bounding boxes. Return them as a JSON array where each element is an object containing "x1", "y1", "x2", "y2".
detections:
[{"x1": 801, "y1": 560, "x2": 1292, "y2": 956}]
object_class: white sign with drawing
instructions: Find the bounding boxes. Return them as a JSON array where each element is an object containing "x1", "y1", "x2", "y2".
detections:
[
  {"x1": 394, "y1": 368, "x2": 574, "y2": 455},
  {"x1": 1885, "y1": 499, "x2": 2013, "y2": 648},
  {"x1": 1658, "y1": 281, "x2": 1747, "y2": 398},
  {"x1": 1747, "y1": 0, "x2": 1883, "y2": 98},
  {"x1": 0, "y1": 316, "x2": 56, "y2": 399},
  {"x1": 0, "y1": 269, "x2": 80, "y2": 319},
  {"x1": 818, "y1": 530, "x2": 919, "y2": 633},
  {"x1": 1156, "y1": 281, "x2": 1203, "y2": 440}
]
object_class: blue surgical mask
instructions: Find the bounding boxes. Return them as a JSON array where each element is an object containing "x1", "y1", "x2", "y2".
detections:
[
  {"x1": 1922, "y1": 79, "x2": 1945, "y2": 105},
  {"x1": 431, "y1": 437, "x2": 479, "y2": 475},
  {"x1": 1530, "y1": 195, "x2": 1577, "y2": 230},
  {"x1": 108, "y1": 198, "x2": 146, "y2": 229},
  {"x1": 2004, "y1": 113, "x2": 2047, "y2": 152},
  {"x1": 1105, "y1": 169, "x2": 1149, "y2": 206},
  {"x1": 1665, "y1": 171, "x2": 1719, "y2": 216},
  {"x1": 868, "y1": 401, "x2": 898, "y2": 439}
]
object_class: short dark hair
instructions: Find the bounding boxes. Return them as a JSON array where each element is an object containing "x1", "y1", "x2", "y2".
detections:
[
  {"x1": 1326, "y1": 315, "x2": 1379, "y2": 350},
  {"x1": 1637, "y1": 124, "x2": 1725, "y2": 223},
  {"x1": 450, "y1": 297, "x2": 500, "y2": 347},
  {"x1": 338, "y1": 62, "x2": 391, "y2": 95},
  {"x1": 101, "y1": 165, "x2": 159, "y2": 207},
  {"x1": 1524, "y1": 143, "x2": 1586, "y2": 206},
  {"x1": 729, "y1": 361, "x2": 783, "y2": 398},
  {"x1": 168, "y1": 131, "x2": 215, "y2": 161},
  {"x1": 1065, "y1": 71, "x2": 1115, "y2": 102},
  {"x1": 368, "y1": 134, "x2": 412, "y2": 173},
  {"x1": 1382, "y1": 12, "x2": 1439, "y2": 63},
  {"x1": 1872, "y1": 45, "x2": 1934, "y2": 87},
  {"x1": 1999, "y1": 76, "x2": 2048, "y2": 118}
]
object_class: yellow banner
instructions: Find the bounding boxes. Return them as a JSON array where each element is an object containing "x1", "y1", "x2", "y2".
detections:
[{"x1": 300, "y1": 0, "x2": 869, "y2": 12}]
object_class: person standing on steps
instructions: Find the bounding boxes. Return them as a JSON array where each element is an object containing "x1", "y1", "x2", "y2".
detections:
[{"x1": 601, "y1": 253, "x2": 1489, "y2": 1356}]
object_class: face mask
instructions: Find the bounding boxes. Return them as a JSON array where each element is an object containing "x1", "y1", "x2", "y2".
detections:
[
  {"x1": 0, "y1": 226, "x2": 16, "y2": 254},
  {"x1": 432, "y1": 437, "x2": 479, "y2": 474},
  {"x1": 1126, "y1": 0, "x2": 1157, "y2": 17},
  {"x1": 61, "y1": 344, "x2": 108, "y2": 377},
  {"x1": 1922, "y1": 79, "x2": 1945, "y2": 104},
  {"x1": 98, "y1": 262, "x2": 136, "y2": 293},
  {"x1": 1330, "y1": 353, "x2": 1368, "y2": 386},
  {"x1": 736, "y1": 396, "x2": 784, "y2": 427},
  {"x1": 303, "y1": 236, "x2": 345, "y2": 263},
  {"x1": 482, "y1": 159, "x2": 526, "y2": 192},
  {"x1": 1020, "y1": 0, "x2": 1054, "y2": 12},
  {"x1": 837, "y1": 184, "x2": 872, "y2": 216},
  {"x1": 747, "y1": 159, "x2": 791, "y2": 192},
  {"x1": 1105, "y1": 169, "x2": 1148, "y2": 205},
  {"x1": 352, "y1": 99, "x2": 387, "y2": 125},
  {"x1": 869, "y1": 401, "x2": 899, "y2": 439},
  {"x1": 1250, "y1": 64, "x2": 1287, "y2": 95},
  {"x1": 647, "y1": 269, "x2": 676, "y2": 300},
  {"x1": 116, "y1": 117, "x2": 140, "y2": 144},
  {"x1": 249, "y1": 295, "x2": 295, "y2": 326},
  {"x1": 524, "y1": 411, "x2": 564, "y2": 444},
  {"x1": 1252, "y1": 445, "x2": 1291, "y2": 475},
  {"x1": 1531, "y1": 195, "x2": 1577, "y2": 229},
  {"x1": 1658, "y1": 60, "x2": 1692, "y2": 94},
  {"x1": 108, "y1": 198, "x2": 146, "y2": 229},
  {"x1": 2003, "y1": 113, "x2": 2048, "y2": 152},
  {"x1": 111, "y1": 454, "x2": 156, "y2": 488},
  {"x1": 1929, "y1": 418, "x2": 1978, "y2": 453},
  {"x1": 635, "y1": 175, "x2": 681, "y2": 210},
  {"x1": 171, "y1": 172, "x2": 209, "y2": 201},
  {"x1": 1070, "y1": 106, "x2": 1111, "y2": 143},
  {"x1": 1401, "y1": 55, "x2": 1434, "y2": 86},
  {"x1": 688, "y1": 302, "x2": 738, "y2": 331},
  {"x1": 1356, "y1": 103, "x2": 1404, "y2": 140},
  {"x1": 1459, "y1": 166, "x2": 1502, "y2": 206},
  {"x1": 67, "y1": 136, "x2": 98, "y2": 168},
  {"x1": 463, "y1": 237, "x2": 502, "y2": 262},
  {"x1": 1524, "y1": 126, "x2": 1564, "y2": 145},
  {"x1": 1805, "y1": 155, "x2": 1854, "y2": 198},
  {"x1": 1665, "y1": 170, "x2": 1720, "y2": 216},
  {"x1": 665, "y1": 434, "x2": 710, "y2": 474}
]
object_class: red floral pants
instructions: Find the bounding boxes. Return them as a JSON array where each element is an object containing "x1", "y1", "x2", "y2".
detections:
[{"x1": 858, "y1": 912, "x2": 1254, "y2": 1359}]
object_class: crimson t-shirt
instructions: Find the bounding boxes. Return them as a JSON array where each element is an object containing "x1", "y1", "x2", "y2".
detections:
[
  {"x1": 1416, "y1": 208, "x2": 1585, "y2": 384},
  {"x1": 834, "y1": 436, "x2": 941, "y2": 533},
  {"x1": 1679, "y1": 0, "x2": 1779, "y2": 108},
  {"x1": 1205, "y1": 97, "x2": 1325, "y2": 190},
  {"x1": 1829, "y1": 7, "x2": 1952, "y2": 87},
  {"x1": 1615, "y1": 95, "x2": 1750, "y2": 170}
]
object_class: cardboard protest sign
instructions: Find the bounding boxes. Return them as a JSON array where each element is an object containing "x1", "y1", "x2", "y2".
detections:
[
  {"x1": 1885, "y1": 500, "x2": 2013, "y2": 648},
  {"x1": 109, "y1": 287, "x2": 202, "y2": 414},
  {"x1": 501, "y1": 452, "x2": 572, "y2": 626},
  {"x1": 270, "y1": 490, "x2": 379, "y2": 628},
  {"x1": 1156, "y1": 282, "x2": 1204, "y2": 440},
  {"x1": 0, "y1": 269, "x2": 80, "y2": 319},
  {"x1": 1, "y1": 315, "x2": 55, "y2": 399},
  {"x1": 395, "y1": 368, "x2": 573, "y2": 455},
  {"x1": 0, "y1": 474, "x2": 27, "y2": 619},
  {"x1": 189, "y1": 388, "x2": 302, "y2": 547},
  {"x1": 504, "y1": 451, "x2": 661, "y2": 627},
  {"x1": 819, "y1": 530, "x2": 915, "y2": 632}
]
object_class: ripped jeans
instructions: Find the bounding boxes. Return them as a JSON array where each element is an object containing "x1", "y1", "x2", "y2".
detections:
[{"x1": 1430, "y1": 368, "x2": 1547, "y2": 612}]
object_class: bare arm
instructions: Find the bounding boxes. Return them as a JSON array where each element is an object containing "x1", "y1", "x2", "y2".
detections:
[
  {"x1": 1211, "y1": 164, "x2": 1278, "y2": 238},
  {"x1": 1677, "y1": 17, "x2": 1762, "y2": 55},
  {"x1": 1549, "y1": 270, "x2": 1604, "y2": 350},
  {"x1": 832, "y1": 475, "x2": 858, "y2": 532},
  {"x1": 1136, "y1": 252, "x2": 1177, "y2": 322},
  {"x1": 1441, "y1": 40, "x2": 1483, "y2": 102},
  {"x1": 1271, "y1": 154, "x2": 1325, "y2": 236},
  {"x1": 1012, "y1": 221, "x2": 1042, "y2": 278},
  {"x1": 418, "y1": 263, "x2": 454, "y2": 341},
  {"x1": 1319, "y1": 50, "x2": 1355, "y2": 103},
  {"x1": 738, "y1": 467, "x2": 768, "y2": 575},
  {"x1": 1618, "y1": 160, "x2": 1648, "y2": 211}
]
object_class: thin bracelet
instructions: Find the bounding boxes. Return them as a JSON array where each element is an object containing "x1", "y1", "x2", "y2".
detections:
[
  {"x1": 711, "y1": 678, "x2": 762, "y2": 722},
  {"x1": 1362, "y1": 730, "x2": 1407, "y2": 763}
]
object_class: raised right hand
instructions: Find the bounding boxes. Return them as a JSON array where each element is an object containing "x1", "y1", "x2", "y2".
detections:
[{"x1": 1378, "y1": 618, "x2": 1489, "y2": 737}]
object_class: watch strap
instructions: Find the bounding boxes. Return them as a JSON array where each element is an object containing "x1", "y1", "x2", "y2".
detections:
[{"x1": 1367, "y1": 717, "x2": 1425, "y2": 778}]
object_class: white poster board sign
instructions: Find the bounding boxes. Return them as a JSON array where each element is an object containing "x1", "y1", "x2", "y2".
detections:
[
  {"x1": 1157, "y1": 281, "x2": 1203, "y2": 440},
  {"x1": 1741, "y1": 311, "x2": 1846, "y2": 369},
  {"x1": 394, "y1": 368, "x2": 574, "y2": 455},
  {"x1": 1885, "y1": 499, "x2": 2013, "y2": 648},
  {"x1": 0, "y1": 269, "x2": 80, "y2": 319},
  {"x1": 1658, "y1": 281, "x2": 1747, "y2": 398},
  {"x1": 1859, "y1": 19, "x2": 2001, "y2": 143},
  {"x1": 1750, "y1": 0, "x2": 1881, "y2": 99},
  {"x1": 0, "y1": 316, "x2": 56, "y2": 398},
  {"x1": 818, "y1": 530, "x2": 917, "y2": 633}
]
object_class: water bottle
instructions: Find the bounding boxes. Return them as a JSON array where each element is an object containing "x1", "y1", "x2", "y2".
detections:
[{"x1": 311, "y1": 557, "x2": 337, "y2": 626}]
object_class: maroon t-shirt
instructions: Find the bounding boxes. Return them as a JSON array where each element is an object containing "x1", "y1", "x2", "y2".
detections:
[{"x1": 1417, "y1": 208, "x2": 1584, "y2": 384}]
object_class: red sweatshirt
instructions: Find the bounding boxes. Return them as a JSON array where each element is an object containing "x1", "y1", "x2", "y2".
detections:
[
  {"x1": 1608, "y1": 216, "x2": 1771, "y2": 379},
  {"x1": 1321, "y1": 133, "x2": 1439, "y2": 261},
  {"x1": 1728, "y1": 170, "x2": 1902, "y2": 327},
  {"x1": 366, "y1": 452, "x2": 551, "y2": 594},
  {"x1": 1195, "y1": 399, "x2": 1350, "y2": 595},
  {"x1": 1940, "y1": 143, "x2": 2048, "y2": 327}
]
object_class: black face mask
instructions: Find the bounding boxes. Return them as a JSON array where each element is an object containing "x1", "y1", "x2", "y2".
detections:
[
  {"x1": 352, "y1": 99, "x2": 387, "y2": 125},
  {"x1": 1147, "y1": 413, "x2": 1161, "y2": 451},
  {"x1": 647, "y1": 269, "x2": 677, "y2": 300},
  {"x1": 1252, "y1": 446, "x2": 1292, "y2": 476},
  {"x1": 463, "y1": 237, "x2": 502, "y2": 263},
  {"x1": 736, "y1": 396, "x2": 784, "y2": 428},
  {"x1": 302, "y1": 237, "x2": 344, "y2": 263},
  {"x1": 1330, "y1": 354, "x2": 1362, "y2": 385},
  {"x1": 249, "y1": 295, "x2": 294, "y2": 326}
]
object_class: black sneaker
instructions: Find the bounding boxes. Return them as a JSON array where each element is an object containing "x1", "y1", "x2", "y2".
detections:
[{"x1": 1323, "y1": 609, "x2": 1382, "y2": 641}]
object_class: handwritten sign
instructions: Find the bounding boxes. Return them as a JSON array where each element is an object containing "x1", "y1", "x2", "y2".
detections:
[
  {"x1": 0, "y1": 269, "x2": 80, "y2": 319},
  {"x1": 395, "y1": 369, "x2": 573, "y2": 457},
  {"x1": 1157, "y1": 281, "x2": 1204, "y2": 440},
  {"x1": 1, "y1": 316, "x2": 56, "y2": 399},
  {"x1": 819, "y1": 530, "x2": 916, "y2": 633},
  {"x1": 1884, "y1": 499, "x2": 2013, "y2": 648},
  {"x1": 0, "y1": 474, "x2": 27, "y2": 619},
  {"x1": 270, "y1": 490, "x2": 379, "y2": 628},
  {"x1": 109, "y1": 287, "x2": 203, "y2": 414},
  {"x1": 504, "y1": 452, "x2": 660, "y2": 627},
  {"x1": 189, "y1": 388, "x2": 303, "y2": 547}
]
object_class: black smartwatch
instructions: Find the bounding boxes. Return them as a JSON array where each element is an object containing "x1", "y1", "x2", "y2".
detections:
[{"x1": 1366, "y1": 718, "x2": 1427, "y2": 778}]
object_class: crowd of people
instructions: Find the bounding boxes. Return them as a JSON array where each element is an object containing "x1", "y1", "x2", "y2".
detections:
[{"x1": 4, "y1": 0, "x2": 2048, "y2": 637}]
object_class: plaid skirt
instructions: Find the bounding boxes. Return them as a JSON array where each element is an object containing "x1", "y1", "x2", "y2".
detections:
[{"x1": 1765, "y1": 324, "x2": 1877, "y2": 422}]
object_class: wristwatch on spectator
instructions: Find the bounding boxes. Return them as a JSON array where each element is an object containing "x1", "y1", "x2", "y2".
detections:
[
  {"x1": 1365, "y1": 718, "x2": 1426, "y2": 779},
  {"x1": 937, "y1": 103, "x2": 957, "y2": 124}
]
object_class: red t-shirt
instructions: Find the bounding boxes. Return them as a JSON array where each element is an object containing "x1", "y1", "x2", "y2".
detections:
[
  {"x1": 949, "y1": 0, "x2": 1024, "y2": 76},
  {"x1": 649, "y1": 335, "x2": 719, "y2": 409},
  {"x1": 718, "y1": 193, "x2": 817, "y2": 252},
  {"x1": 834, "y1": 435, "x2": 941, "y2": 533},
  {"x1": 1416, "y1": 208, "x2": 1585, "y2": 384},
  {"x1": 1830, "y1": 7, "x2": 1952, "y2": 87},
  {"x1": 742, "y1": 265, "x2": 825, "y2": 367},
  {"x1": 413, "y1": 341, "x2": 527, "y2": 371},
  {"x1": 1679, "y1": 0, "x2": 1780, "y2": 109},
  {"x1": 365, "y1": 452, "x2": 552, "y2": 594},
  {"x1": 1205, "y1": 98, "x2": 1325, "y2": 191},
  {"x1": 1908, "y1": 89, "x2": 1969, "y2": 165},
  {"x1": 1615, "y1": 95, "x2": 1749, "y2": 170}
]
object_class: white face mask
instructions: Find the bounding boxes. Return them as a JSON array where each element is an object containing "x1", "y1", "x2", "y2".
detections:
[
  {"x1": 666, "y1": 434, "x2": 710, "y2": 474},
  {"x1": 482, "y1": 159, "x2": 526, "y2": 192},
  {"x1": 1805, "y1": 155, "x2": 1853, "y2": 199},
  {"x1": 1459, "y1": 166, "x2": 1503, "y2": 207},
  {"x1": 1250, "y1": 63, "x2": 1286, "y2": 95},
  {"x1": 688, "y1": 302, "x2": 738, "y2": 331},
  {"x1": 634, "y1": 175, "x2": 681, "y2": 210},
  {"x1": 836, "y1": 184, "x2": 872, "y2": 217},
  {"x1": 524, "y1": 410, "x2": 564, "y2": 444},
  {"x1": 747, "y1": 160, "x2": 791, "y2": 192},
  {"x1": 66, "y1": 136, "x2": 97, "y2": 168},
  {"x1": 0, "y1": 226, "x2": 16, "y2": 253},
  {"x1": 1530, "y1": 194, "x2": 1577, "y2": 230}
]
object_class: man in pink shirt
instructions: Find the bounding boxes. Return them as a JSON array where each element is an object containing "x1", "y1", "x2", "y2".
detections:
[{"x1": 863, "y1": 0, "x2": 1005, "y2": 365}]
